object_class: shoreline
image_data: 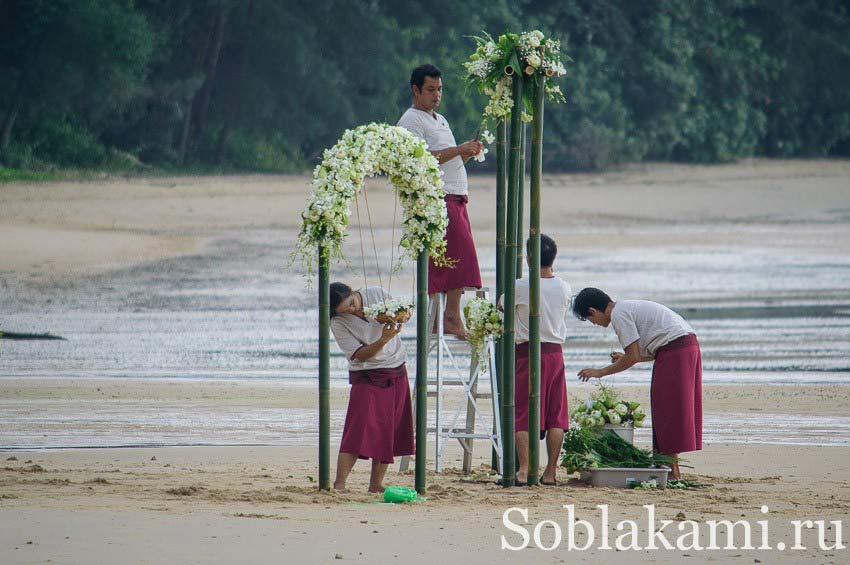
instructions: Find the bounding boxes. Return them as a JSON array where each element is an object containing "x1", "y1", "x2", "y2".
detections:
[
  {"x1": 2, "y1": 380, "x2": 849, "y2": 452},
  {"x1": 3, "y1": 161, "x2": 850, "y2": 562},
  {"x1": 3, "y1": 159, "x2": 850, "y2": 281}
]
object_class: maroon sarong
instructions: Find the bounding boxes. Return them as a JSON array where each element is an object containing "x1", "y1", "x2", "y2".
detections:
[
  {"x1": 650, "y1": 333, "x2": 703, "y2": 455},
  {"x1": 340, "y1": 364, "x2": 415, "y2": 464},
  {"x1": 428, "y1": 194, "x2": 482, "y2": 294},
  {"x1": 514, "y1": 342, "x2": 570, "y2": 437}
]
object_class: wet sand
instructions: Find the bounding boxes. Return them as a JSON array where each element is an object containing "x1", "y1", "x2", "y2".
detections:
[
  {"x1": 1, "y1": 442, "x2": 848, "y2": 563},
  {"x1": 2, "y1": 160, "x2": 850, "y2": 562},
  {"x1": 3, "y1": 160, "x2": 850, "y2": 280}
]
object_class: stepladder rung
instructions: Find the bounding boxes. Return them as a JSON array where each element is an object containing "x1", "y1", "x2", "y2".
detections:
[
  {"x1": 426, "y1": 391, "x2": 493, "y2": 398},
  {"x1": 405, "y1": 288, "x2": 502, "y2": 475}
]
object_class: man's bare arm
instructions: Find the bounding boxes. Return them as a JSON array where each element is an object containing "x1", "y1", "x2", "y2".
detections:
[{"x1": 431, "y1": 140, "x2": 484, "y2": 164}]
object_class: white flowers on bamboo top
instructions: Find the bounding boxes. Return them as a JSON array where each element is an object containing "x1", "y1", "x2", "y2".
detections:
[
  {"x1": 464, "y1": 30, "x2": 570, "y2": 127},
  {"x1": 295, "y1": 123, "x2": 450, "y2": 279}
]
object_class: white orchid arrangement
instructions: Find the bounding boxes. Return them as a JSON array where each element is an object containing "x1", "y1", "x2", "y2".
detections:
[
  {"x1": 571, "y1": 384, "x2": 646, "y2": 428},
  {"x1": 463, "y1": 297, "x2": 503, "y2": 373},
  {"x1": 464, "y1": 30, "x2": 570, "y2": 127},
  {"x1": 363, "y1": 296, "x2": 415, "y2": 322},
  {"x1": 472, "y1": 129, "x2": 496, "y2": 163},
  {"x1": 294, "y1": 124, "x2": 450, "y2": 279}
]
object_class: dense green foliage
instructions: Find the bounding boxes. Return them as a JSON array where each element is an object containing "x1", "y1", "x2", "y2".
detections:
[
  {"x1": 1, "y1": 0, "x2": 848, "y2": 174},
  {"x1": 561, "y1": 426, "x2": 676, "y2": 473}
]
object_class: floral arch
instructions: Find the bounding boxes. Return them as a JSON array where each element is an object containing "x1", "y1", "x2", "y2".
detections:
[{"x1": 296, "y1": 123, "x2": 449, "y2": 276}]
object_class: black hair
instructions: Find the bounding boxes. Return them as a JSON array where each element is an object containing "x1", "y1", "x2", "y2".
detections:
[
  {"x1": 410, "y1": 64, "x2": 442, "y2": 90},
  {"x1": 572, "y1": 287, "x2": 613, "y2": 320},
  {"x1": 329, "y1": 282, "x2": 353, "y2": 318},
  {"x1": 527, "y1": 233, "x2": 558, "y2": 268}
]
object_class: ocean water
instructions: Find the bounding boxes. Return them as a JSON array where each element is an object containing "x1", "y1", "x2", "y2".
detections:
[{"x1": 2, "y1": 218, "x2": 850, "y2": 448}]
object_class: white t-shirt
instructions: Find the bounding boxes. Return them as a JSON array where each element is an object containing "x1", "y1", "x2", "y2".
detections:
[
  {"x1": 610, "y1": 300, "x2": 694, "y2": 357},
  {"x1": 505, "y1": 276, "x2": 573, "y2": 344},
  {"x1": 330, "y1": 287, "x2": 407, "y2": 371},
  {"x1": 397, "y1": 107, "x2": 468, "y2": 195}
]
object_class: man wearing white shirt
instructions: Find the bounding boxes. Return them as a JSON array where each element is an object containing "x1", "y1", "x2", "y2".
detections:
[
  {"x1": 397, "y1": 64, "x2": 483, "y2": 339},
  {"x1": 500, "y1": 234, "x2": 572, "y2": 486},
  {"x1": 573, "y1": 288, "x2": 703, "y2": 479}
]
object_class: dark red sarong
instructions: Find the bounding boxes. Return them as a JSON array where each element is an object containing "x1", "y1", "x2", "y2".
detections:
[
  {"x1": 340, "y1": 364, "x2": 415, "y2": 464},
  {"x1": 514, "y1": 342, "x2": 570, "y2": 437},
  {"x1": 650, "y1": 334, "x2": 703, "y2": 455},
  {"x1": 428, "y1": 194, "x2": 482, "y2": 294}
]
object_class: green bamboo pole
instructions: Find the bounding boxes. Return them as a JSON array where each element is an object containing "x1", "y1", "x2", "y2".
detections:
[
  {"x1": 527, "y1": 76, "x2": 546, "y2": 487},
  {"x1": 415, "y1": 250, "x2": 428, "y2": 494},
  {"x1": 318, "y1": 245, "x2": 331, "y2": 491},
  {"x1": 515, "y1": 123, "x2": 526, "y2": 280},
  {"x1": 501, "y1": 71, "x2": 523, "y2": 487},
  {"x1": 493, "y1": 119, "x2": 507, "y2": 472}
]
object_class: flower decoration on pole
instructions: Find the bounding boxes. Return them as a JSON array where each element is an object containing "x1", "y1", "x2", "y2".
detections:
[
  {"x1": 464, "y1": 30, "x2": 569, "y2": 126},
  {"x1": 295, "y1": 123, "x2": 450, "y2": 279},
  {"x1": 463, "y1": 297, "x2": 504, "y2": 373}
]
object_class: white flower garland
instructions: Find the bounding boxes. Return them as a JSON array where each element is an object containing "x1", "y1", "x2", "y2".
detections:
[
  {"x1": 295, "y1": 123, "x2": 449, "y2": 278},
  {"x1": 463, "y1": 297, "x2": 504, "y2": 373}
]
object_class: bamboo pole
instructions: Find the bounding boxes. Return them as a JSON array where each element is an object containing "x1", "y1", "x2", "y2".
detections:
[
  {"x1": 318, "y1": 245, "x2": 331, "y2": 490},
  {"x1": 415, "y1": 250, "x2": 429, "y2": 494},
  {"x1": 527, "y1": 76, "x2": 546, "y2": 487},
  {"x1": 515, "y1": 123, "x2": 526, "y2": 280},
  {"x1": 501, "y1": 72, "x2": 523, "y2": 487},
  {"x1": 494, "y1": 119, "x2": 507, "y2": 472}
]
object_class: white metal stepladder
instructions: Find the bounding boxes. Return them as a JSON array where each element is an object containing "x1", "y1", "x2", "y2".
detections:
[{"x1": 400, "y1": 287, "x2": 502, "y2": 474}]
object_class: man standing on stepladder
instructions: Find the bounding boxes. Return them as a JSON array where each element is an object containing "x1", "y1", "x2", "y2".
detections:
[{"x1": 398, "y1": 64, "x2": 483, "y2": 340}]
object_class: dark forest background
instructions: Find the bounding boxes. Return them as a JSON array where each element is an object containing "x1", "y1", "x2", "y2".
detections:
[{"x1": 1, "y1": 0, "x2": 849, "y2": 176}]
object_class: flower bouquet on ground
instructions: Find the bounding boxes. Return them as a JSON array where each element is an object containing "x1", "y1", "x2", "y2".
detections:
[
  {"x1": 571, "y1": 383, "x2": 645, "y2": 429},
  {"x1": 463, "y1": 297, "x2": 503, "y2": 372},
  {"x1": 363, "y1": 297, "x2": 415, "y2": 324}
]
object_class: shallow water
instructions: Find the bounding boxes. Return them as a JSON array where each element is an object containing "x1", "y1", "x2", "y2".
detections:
[
  {"x1": 2, "y1": 217, "x2": 850, "y2": 448},
  {"x1": 2, "y1": 397, "x2": 847, "y2": 450}
]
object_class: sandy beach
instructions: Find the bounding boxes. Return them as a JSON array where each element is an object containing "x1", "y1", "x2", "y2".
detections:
[{"x1": 2, "y1": 160, "x2": 850, "y2": 563}]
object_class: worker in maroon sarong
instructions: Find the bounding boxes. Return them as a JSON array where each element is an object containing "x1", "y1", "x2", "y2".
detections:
[
  {"x1": 573, "y1": 288, "x2": 703, "y2": 479},
  {"x1": 329, "y1": 283, "x2": 415, "y2": 492},
  {"x1": 501, "y1": 235, "x2": 572, "y2": 486},
  {"x1": 398, "y1": 64, "x2": 483, "y2": 340}
]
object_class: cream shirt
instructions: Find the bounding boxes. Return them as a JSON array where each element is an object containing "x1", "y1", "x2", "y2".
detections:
[
  {"x1": 610, "y1": 300, "x2": 694, "y2": 357},
  {"x1": 397, "y1": 107, "x2": 468, "y2": 195},
  {"x1": 330, "y1": 287, "x2": 407, "y2": 371},
  {"x1": 510, "y1": 276, "x2": 573, "y2": 344}
]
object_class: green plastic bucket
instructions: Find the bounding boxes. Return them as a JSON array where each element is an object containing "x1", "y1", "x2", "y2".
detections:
[{"x1": 383, "y1": 486, "x2": 418, "y2": 503}]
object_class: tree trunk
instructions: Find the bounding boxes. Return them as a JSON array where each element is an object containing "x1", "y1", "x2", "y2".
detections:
[
  {"x1": 1, "y1": 75, "x2": 26, "y2": 152},
  {"x1": 177, "y1": 97, "x2": 194, "y2": 165},
  {"x1": 190, "y1": 4, "x2": 228, "y2": 158},
  {"x1": 215, "y1": 0, "x2": 254, "y2": 166},
  {"x1": 214, "y1": 123, "x2": 230, "y2": 164}
]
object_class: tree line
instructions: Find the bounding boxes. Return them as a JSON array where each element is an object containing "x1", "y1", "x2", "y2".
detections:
[{"x1": 1, "y1": 0, "x2": 848, "y2": 174}]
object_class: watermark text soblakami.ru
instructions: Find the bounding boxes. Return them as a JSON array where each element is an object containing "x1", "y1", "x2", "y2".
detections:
[{"x1": 501, "y1": 505, "x2": 846, "y2": 552}]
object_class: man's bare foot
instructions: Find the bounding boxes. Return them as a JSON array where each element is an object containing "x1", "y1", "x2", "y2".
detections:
[
  {"x1": 368, "y1": 485, "x2": 385, "y2": 494},
  {"x1": 444, "y1": 317, "x2": 467, "y2": 340},
  {"x1": 333, "y1": 481, "x2": 348, "y2": 491}
]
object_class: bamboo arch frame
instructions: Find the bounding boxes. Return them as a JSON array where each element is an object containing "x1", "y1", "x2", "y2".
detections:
[{"x1": 301, "y1": 124, "x2": 447, "y2": 494}]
